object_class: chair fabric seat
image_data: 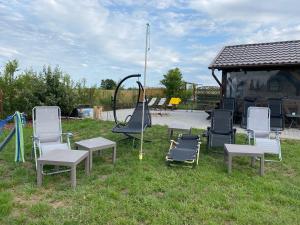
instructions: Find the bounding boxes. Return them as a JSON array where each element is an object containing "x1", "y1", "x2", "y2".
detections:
[
  {"x1": 210, "y1": 132, "x2": 233, "y2": 147},
  {"x1": 166, "y1": 134, "x2": 200, "y2": 165},
  {"x1": 40, "y1": 142, "x2": 69, "y2": 155},
  {"x1": 255, "y1": 138, "x2": 280, "y2": 154},
  {"x1": 112, "y1": 102, "x2": 151, "y2": 135},
  {"x1": 168, "y1": 148, "x2": 197, "y2": 161},
  {"x1": 112, "y1": 124, "x2": 145, "y2": 134}
]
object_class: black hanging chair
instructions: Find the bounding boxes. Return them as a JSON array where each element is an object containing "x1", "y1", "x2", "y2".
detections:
[{"x1": 112, "y1": 74, "x2": 152, "y2": 140}]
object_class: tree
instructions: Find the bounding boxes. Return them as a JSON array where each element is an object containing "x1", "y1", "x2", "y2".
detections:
[
  {"x1": 100, "y1": 79, "x2": 117, "y2": 90},
  {"x1": 0, "y1": 59, "x2": 19, "y2": 114},
  {"x1": 160, "y1": 68, "x2": 184, "y2": 98}
]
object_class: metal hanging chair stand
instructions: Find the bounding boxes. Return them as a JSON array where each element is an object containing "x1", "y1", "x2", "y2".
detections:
[{"x1": 111, "y1": 74, "x2": 152, "y2": 143}]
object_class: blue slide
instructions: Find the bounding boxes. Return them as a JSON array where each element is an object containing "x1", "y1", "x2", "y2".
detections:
[{"x1": 0, "y1": 127, "x2": 15, "y2": 152}]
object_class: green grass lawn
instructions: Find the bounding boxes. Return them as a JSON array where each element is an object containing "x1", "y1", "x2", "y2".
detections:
[{"x1": 0, "y1": 119, "x2": 300, "y2": 225}]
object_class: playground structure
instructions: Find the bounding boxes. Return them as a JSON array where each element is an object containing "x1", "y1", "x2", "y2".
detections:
[{"x1": 0, "y1": 111, "x2": 26, "y2": 162}]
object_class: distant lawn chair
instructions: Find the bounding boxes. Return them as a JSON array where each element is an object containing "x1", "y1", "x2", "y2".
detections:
[
  {"x1": 207, "y1": 109, "x2": 236, "y2": 149},
  {"x1": 147, "y1": 97, "x2": 157, "y2": 108},
  {"x1": 241, "y1": 97, "x2": 256, "y2": 128},
  {"x1": 32, "y1": 106, "x2": 73, "y2": 174},
  {"x1": 167, "y1": 97, "x2": 181, "y2": 110},
  {"x1": 268, "y1": 98, "x2": 284, "y2": 130},
  {"x1": 247, "y1": 106, "x2": 282, "y2": 161},
  {"x1": 166, "y1": 134, "x2": 200, "y2": 167},
  {"x1": 156, "y1": 97, "x2": 167, "y2": 115}
]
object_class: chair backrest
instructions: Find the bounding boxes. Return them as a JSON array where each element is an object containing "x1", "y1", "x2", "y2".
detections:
[
  {"x1": 158, "y1": 98, "x2": 166, "y2": 106},
  {"x1": 247, "y1": 107, "x2": 270, "y2": 133},
  {"x1": 221, "y1": 98, "x2": 235, "y2": 112},
  {"x1": 268, "y1": 98, "x2": 283, "y2": 117},
  {"x1": 128, "y1": 102, "x2": 151, "y2": 128},
  {"x1": 32, "y1": 106, "x2": 62, "y2": 143},
  {"x1": 243, "y1": 98, "x2": 256, "y2": 115},
  {"x1": 211, "y1": 109, "x2": 233, "y2": 134},
  {"x1": 148, "y1": 98, "x2": 157, "y2": 107}
]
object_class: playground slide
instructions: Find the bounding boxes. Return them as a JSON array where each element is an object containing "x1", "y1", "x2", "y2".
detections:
[{"x1": 0, "y1": 128, "x2": 15, "y2": 152}]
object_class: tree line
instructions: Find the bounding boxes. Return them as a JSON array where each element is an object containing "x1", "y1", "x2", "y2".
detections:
[{"x1": 0, "y1": 60, "x2": 190, "y2": 117}]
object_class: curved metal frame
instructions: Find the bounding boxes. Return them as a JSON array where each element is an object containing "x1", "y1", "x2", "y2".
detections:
[{"x1": 112, "y1": 74, "x2": 141, "y2": 124}]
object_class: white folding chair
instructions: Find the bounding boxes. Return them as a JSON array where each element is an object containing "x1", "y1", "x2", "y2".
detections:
[
  {"x1": 32, "y1": 106, "x2": 73, "y2": 173},
  {"x1": 247, "y1": 107, "x2": 282, "y2": 161},
  {"x1": 147, "y1": 97, "x2": 157, "y2": 107}
]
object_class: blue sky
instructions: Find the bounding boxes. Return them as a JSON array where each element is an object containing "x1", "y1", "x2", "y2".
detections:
[{"x1": 1, "y1": 0, "x2": 300, "y2": 87}]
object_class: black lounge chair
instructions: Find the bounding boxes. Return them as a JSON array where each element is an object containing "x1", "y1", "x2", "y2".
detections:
[
  {"x1": 241, "y1": 97, "x2": 256, "y2": 128},
  {"x1": 268, "y1": 98, "x2": 284, "y2": 130},
  {"x1": 166, "y1": 134, "x2": 200, "y2": 167},
  {"x1": 112, "y1": 101, "x2": 151, "y2": 138},
  {"x1": 207, "y1": 109, "x2": 236, "y2": 149}
]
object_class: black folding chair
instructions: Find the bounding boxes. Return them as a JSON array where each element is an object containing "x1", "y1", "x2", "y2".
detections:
[
  {"x1": 268, "y1": 98, "x2": 284, "y2": 130},
  {"x1": 166, "y1": 134, "x2": 200, "y2": 167},
  {"x1": 207, "y1": 109, "x2": 236, "y2": 149},
  {"x1": 221, "y1": 97, "x2": 236, "y2": 112}
]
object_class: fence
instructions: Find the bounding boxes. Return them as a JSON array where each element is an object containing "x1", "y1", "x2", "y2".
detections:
[{"x1": 196, "y1": 86, "x2": 220, "y2": 110}]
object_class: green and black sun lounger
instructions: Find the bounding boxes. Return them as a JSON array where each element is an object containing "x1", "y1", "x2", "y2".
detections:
[{"x1": 166, "y1": 134, "x2": 201, "y2": 167}]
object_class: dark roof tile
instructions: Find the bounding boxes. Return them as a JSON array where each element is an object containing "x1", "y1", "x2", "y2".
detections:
[{"x1": 209, "y1": 40, "x2": 300, "y2": 69}]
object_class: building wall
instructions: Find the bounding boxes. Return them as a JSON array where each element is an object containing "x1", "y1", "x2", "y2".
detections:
[{"x1": 226, "y1": 69, "x2": 300, "y2": 114}]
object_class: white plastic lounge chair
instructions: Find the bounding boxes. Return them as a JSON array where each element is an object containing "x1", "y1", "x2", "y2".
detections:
[
  {"x1": 32, "y1": 106, "x2": 73, "y2": 173},
  {"x1": 247, "y1": 107, "x2": 282, "y2": 161},
  {"x1": 147, "y1": 97, "x2": 157, "y2": 108},
  {"x1": 156, "y1": 98, "x2": 167, "y2": 115}
]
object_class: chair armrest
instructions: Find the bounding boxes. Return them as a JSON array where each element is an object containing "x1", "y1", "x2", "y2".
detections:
[
  {"x1": 32, "y1": 136, "x2": 40, "y2": 142},
  {"x1": 62, "y1": 132, "x2": 73, "y2": 137},
  {"x1": 170, "y1": 140, "x2": 178, "y2": 148},
  {"x1": 246, "y1": 129, "x2": 254, "y2": 134}
]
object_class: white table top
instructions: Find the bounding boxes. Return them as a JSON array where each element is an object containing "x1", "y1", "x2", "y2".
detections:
[
  {"x1": 168, "y1": 122, "x2": 192, "y2": 130},
  {"x1": 75, "y1": 137, "x2": 116, "y2": 149},
  {"x1": 224, "y1": 144, "x2": 264, "y2": 154},
  {"x1": 38, "y1": 149, "x2": 88, "y2": 163}
]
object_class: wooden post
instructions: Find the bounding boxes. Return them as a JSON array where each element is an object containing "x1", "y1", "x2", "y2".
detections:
[{"x1": 221, "y1": 70, "x2": 227, "y2": 97}]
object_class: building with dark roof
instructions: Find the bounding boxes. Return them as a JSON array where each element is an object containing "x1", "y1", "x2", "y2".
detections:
[{"x1": 209, "y1": 40, "x2": 300, "y2": 116}]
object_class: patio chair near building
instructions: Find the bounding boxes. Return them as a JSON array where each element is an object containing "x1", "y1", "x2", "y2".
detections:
[
  {"x1": 166, "y1": 134, "x2": 200, "y2": 167},
  {"x1": 241, "y1": 97, "x2": 256, "y2": 128},
  {"x1": 246, "y1": 106, "x2": 282, "y2": 161},
  {"x1": 32, "y1": 106, "x2": 73, "y2": 174},
  {"x1": 206, "y1": 109, "x2": 236, "y2": 149},
  {"x1": 221, "y1": 97, "x2": 236, "y2": 121},
  {"x1": 221, "y1": 97, "x2": 236, "y2": 112},
  {"x1": 268, "y1": 98, "x2": 284, "y2": 130}
]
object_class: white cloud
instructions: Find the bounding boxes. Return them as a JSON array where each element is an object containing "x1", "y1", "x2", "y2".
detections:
[
  {"x1": 1, "y1": 0, "x2": 300, "y2": 86},
  {"x1": 0, "y1": 47, "x2": 22, "y2": 58}
]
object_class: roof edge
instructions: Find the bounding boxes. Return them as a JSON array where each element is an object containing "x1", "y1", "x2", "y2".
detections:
[
  {"x1": 208, "y1": 46, "x2": 225, "y2": 69},
  {"x1": 223, "y1": 39, "x2": 300, "y2": 49}
]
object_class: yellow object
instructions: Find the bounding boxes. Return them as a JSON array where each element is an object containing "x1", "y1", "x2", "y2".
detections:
[
  {"x1": 169, "y1": 97, "x2": 181, "y2": 105},
  {"x1": 139, "y1": 153, "x2": 143, "y2": 160}
]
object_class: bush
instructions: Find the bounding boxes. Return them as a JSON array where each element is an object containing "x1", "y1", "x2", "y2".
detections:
[{"x1": 0, "y1": 60, "x2": 78, "y2": 117}]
